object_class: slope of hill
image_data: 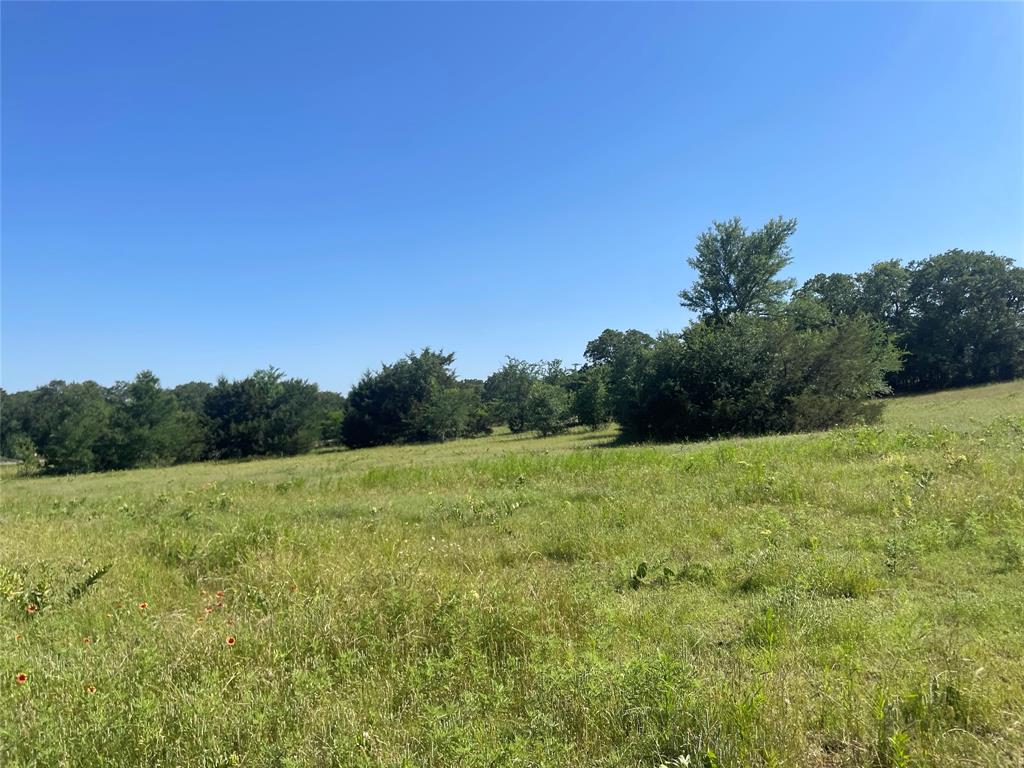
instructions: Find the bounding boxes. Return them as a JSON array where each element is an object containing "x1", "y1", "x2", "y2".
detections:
[{"x1": 2, "y1": 382, "x2": 1022, "y2": 766}]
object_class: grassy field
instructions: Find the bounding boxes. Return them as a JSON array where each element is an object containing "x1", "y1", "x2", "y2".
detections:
[{"x1": 1, "y1": 381, "x2": 1022, "y2": 767}]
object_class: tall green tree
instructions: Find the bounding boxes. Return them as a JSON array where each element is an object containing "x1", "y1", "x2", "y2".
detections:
[
  {"x1": 315, "y1": 391, "x2": 347, "y2": 446},
  {"x1": 856, "y1": 260, "x2": 912, "y2": 330},
  {"x1": 523, "y1": 381, "x2": 573, "y2": 436},
  {"x1": 410, "y1": 381, "x2": 489, "y2": 442},
  {"x1": 204, "y1": 367, "x2": 321, "y2": 458},
  {"x1": 571, "y1": 367, "x2": 610, "y2": 429},
  {"x1": 898, "y1": 250, "x2": 1024, "y2": 390},
  {"x1": 616, "y1": 315, "x2": 900, "y2": 441},
  {"x1": 107, "y1": 371, "x2": 202, "y2": 468},
  {"x1": 583, "y1": 329, "x2": 656, "y2": 428},
  {"x1": 40, "y1": 382, "x2": 114, "y2": 473},
  {"x1": 341, "y1": 349, "x2": 477, "y2": 448},
  {"x1": 482, "y1": 358, "x2": 540, "y2": 433},
  {"x1": 679, "y1": 216, "x2": 798, "y2": 322},
  {"x1": 794, "y1": 272, "x2": 862, "y2": 318}
]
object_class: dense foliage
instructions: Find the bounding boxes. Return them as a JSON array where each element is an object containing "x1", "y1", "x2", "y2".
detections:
[
  {"x1": 608, "y1": 314, "x2": 901, "y2": 441},
  {"x1": 341, "y1": 350, "x2": 490, "y2": 448},
  {"x1": 797, "y1": 249, "x2": 1024, "y2": 390},
  {"x1": 203, "y1": 368, "x2": 323, "y2": 459},
  {"x1": 1, "y1": 369, "x2": 342, "y2": 474},
  {"x1": 2, "y1": 219, "x2": 1020, "y2": 472}
]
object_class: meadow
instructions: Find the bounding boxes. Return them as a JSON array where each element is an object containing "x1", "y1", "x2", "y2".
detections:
[{"x1": 1, "y1": 382, "x2": 1022, "y2": 767}]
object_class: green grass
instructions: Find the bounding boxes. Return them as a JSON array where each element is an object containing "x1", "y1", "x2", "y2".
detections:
[{"x1": 2, "y1": 382, "x2": 1023, "y2": 767}]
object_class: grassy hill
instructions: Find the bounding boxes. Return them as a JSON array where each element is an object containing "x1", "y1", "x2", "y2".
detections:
[{"x1": 1, "y1": 382, "x2": 1022, "y2": 767}]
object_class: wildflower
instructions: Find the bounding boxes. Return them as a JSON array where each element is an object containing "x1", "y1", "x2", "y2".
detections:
[
  {"x1": 204, "y1": 606, "x2": 214, "y2": 614},
  {"x1": 138, "y1": 602, "x2": 148, "y2": 610},
  {"x1": 225, "y1": 635, "x2": 236, "y2": 647},
  {"x1": 215, "y1": 591, "x2": 225, "y2": 599},
  {"x1": 83, "y1": 636, "x2": 93, "y2": 644},
  {"x1": 15, "y1": 673, "x2": 28, "y2": 685},
  {"x1": 86, "y1": 685, "x2": 97, "y2": 694},
  {"x1": 25, "y1": 603, "x2": 38, "y2": 615}
]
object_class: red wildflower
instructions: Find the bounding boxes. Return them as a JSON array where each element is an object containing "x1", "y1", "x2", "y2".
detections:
[
  {"x1": 15, "y1": 673, "x2": 27, "y2": 685},
  {"x1": 225, "y1": 635, "x2": 236, "y2": 647},
  {"x1": 138, "y1": 602, "x2": 148, "y2": 610},
  {"x1": 25, "y1": 603, "x2": 38, "y2": 615}
]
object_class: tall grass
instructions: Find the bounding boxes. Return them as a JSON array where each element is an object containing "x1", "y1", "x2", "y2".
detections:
[{"x1": 1, "y1": 382, "x2": 1022, "y2": 766}]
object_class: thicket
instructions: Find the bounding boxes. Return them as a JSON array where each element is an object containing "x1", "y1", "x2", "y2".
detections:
[{"x1": 2, "y1": 218, "x2": 1021, "y2": 472}]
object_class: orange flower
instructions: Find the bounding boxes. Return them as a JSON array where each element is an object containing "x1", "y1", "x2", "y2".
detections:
[
  {"x1": 86, "y1": 685, "x2": 97, "y2": 695},
  {"x1": 25, "y1": 603, "x2": 38, "y2": 614},
  {"x1": 15, "y1": 673, "x2": 28, "y2": 685},
  {"x1": 225, "y1": 635, "x2": 236, "y2": 647},
  {"x1": 138, "y1": 602, "x2": 148, "y2": 610}
]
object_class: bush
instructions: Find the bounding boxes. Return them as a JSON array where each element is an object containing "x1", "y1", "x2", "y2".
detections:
[
  {"x1": 342, "y1": 350, "x2": 489, "y2": 447},
  {"x1": 204, "y1": 368, "x2": 322, "y2": 458},
  {"x1": 524, "y1": 382, "x2": 573, "y2": 436},
  {"x1": 615, "y1": 314, "x2": 900, "y2": 441}
]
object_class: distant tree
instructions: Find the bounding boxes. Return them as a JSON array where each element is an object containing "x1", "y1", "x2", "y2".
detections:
[
  {"x1": 204, "y1": 367, "x2": 321, "y2": 458},
  {"x1": 538, "y1": 359, "x2": 573, "y2": 387},
  {"x1": 616, "y1": 315, "x2": 900, "y2": 441},
  {"x1": 0, "y1": 388, "x2": 32, "y2": 458},
  {"x1": 2, "y1": 383, "x2": 66, "y2": 461},
  {"x1": 107, "y1": 371, "x2": 201, "y2": 468},
  {"x1": 898, "y1": 250, "x2": 1024, "y2": 390},
  {"x1": 341, "y1": 349, "x2": 470, "y2": 448},
  {"x1": 410, "y1": 382, "x2": 489, "y2": 442},
  {"x1": 856, "y1": 260, "x2": 912, "y2": 330},
  {"x1": 40, "y1": 381, "x2": 114, "y2": 473},
  {"x1": 571, "y1": 367, "x2": 610, "y2": 429},
  {"x1": 794, "y1": 272, "x2": 862, "y2": 318},
  {"x1": 523, "y1": 381, "x2": 573, "y2": 436},
  {"x1": 582, "y1": 329, "x2": 656, "y2": 427},
  {"x1": 584, "y1": 329, "x2": 656, "y2": 367},
  {"x1": 171, "y1": 381, "x2": 213, "y2": 415},
  {"x1": 315, "y1": 391, "x2": 347, "y2": 445},
  {"x1": 680, "y1": 216, "x2": 798, "y2": 322},
  {"x1": 482, "y1": 358, "x2": 540, "y2": 433},
  {"x1": 8, "y1": 434, "x2": 38, "y2": 473}
]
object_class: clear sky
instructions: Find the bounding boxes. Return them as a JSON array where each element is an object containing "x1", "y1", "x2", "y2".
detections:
[{"x1": 2, "y1": 2, "x2": 1022, "y2": 394}]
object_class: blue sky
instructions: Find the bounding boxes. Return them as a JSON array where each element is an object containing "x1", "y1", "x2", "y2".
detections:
[{"x1": 2, "y1": 2, "x2": 1021, "y2": 393}]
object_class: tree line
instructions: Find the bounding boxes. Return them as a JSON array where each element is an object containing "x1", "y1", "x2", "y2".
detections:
[{"x1": 2, "y1": 217, "x2": 1021, "y2": 473}]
